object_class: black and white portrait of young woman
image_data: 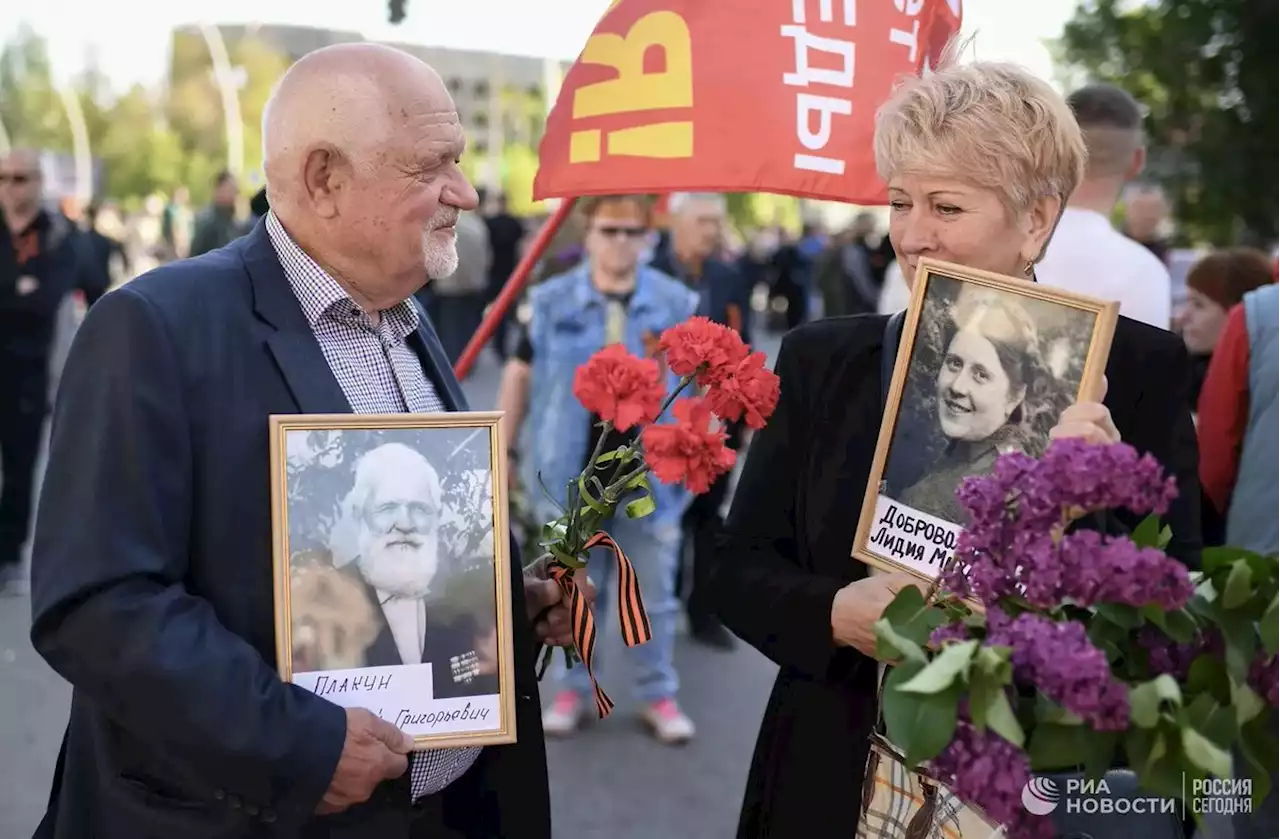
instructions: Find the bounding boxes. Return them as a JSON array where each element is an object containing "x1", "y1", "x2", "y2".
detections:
[
  {"x1": 274, "y1": 419, "x2": 514, "y2": 744},
  {"x1": 882, "y1": 273, "x2": 1099, "y2": 526}
]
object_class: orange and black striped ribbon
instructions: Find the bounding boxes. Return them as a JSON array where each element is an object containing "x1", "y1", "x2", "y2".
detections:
[{"x1": 547, "y1": 530, "x2": 654, "y2": 719}]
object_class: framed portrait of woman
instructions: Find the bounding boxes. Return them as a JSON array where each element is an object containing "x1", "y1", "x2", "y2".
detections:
[
  {"x1": 852, "y1": 258, "x2": 1120, "y2": 582},
  {"x1": 269, "y1": 411, "x2": 518, "y2": 749}
]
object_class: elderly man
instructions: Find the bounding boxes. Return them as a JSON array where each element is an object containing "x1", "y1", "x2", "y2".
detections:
[
  {"x1": 29, "y1": 44, "x2": 570, "y2": 838},
  {"x1": 326, "y1": 443, "x2": 498, "y2": 697}
]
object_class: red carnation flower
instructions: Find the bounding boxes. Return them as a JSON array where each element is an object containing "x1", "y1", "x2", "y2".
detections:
[
  {"x1": 641, "y1": 398, "x2": 737, "y2": 494},
  {"x1": 704, "y1": 351, "x2": 780, "y2": 430},
  {"x1": 658, "y1": 317, "x2": 749, "y2": 385},
  {"x1": 573, "y1": 344, "x2": 664, "y2": 430}
]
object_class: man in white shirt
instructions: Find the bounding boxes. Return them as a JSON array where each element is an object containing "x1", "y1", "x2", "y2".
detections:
[{"x1": 1037, "y1": 84, "x2": 1173, "y2": 329}]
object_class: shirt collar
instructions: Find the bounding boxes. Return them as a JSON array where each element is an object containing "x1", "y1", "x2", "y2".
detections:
[{"x1": 265, "y1": 210, "x2": 420, "y2": 337}]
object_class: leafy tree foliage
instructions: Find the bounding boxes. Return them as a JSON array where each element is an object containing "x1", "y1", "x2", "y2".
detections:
[{"x1": 1058, "y1": 0, "x2": 1278, "y2": 246}]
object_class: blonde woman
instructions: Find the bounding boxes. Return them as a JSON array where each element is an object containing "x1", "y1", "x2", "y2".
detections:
[{"x1": 709, "y1": 58, "x2": 1200, "y2": 838}]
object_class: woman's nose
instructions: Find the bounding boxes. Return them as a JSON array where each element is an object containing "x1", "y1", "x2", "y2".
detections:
[{"x1": 897, "y1": 213, "x2": 937, "y2": 256}]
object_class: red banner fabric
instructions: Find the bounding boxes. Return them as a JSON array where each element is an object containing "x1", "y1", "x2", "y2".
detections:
[{"x1": 533, "y1": 0, "x2": 963, "y2": 205}]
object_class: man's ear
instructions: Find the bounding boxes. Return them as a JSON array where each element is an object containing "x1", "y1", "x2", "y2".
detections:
[{"x1": 1126, "y1": 146, "x2": 1147, "y2": 182}]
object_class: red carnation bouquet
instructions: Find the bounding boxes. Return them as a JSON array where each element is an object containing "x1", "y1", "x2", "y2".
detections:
[{"x1": 532, "y1": 317, "x2": 780, "y2": 716}]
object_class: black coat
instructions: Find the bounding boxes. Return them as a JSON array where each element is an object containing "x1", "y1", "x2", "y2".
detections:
[
  {"x1": 28, "y1": 222, "x2": 550, "y2": 839},
  {"x1": 711, "y1": 313, "x2": 1202, "y2": 839}
]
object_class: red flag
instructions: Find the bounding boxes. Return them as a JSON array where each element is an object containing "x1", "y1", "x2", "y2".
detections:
[{"x1": 533, "y1": 0, "x2": 963, "y2": 205}]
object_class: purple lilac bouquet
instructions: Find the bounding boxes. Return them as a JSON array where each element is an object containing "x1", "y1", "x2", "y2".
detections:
[{"x1": 874, "y1": 438, "x2": 1279, "y2": 839}]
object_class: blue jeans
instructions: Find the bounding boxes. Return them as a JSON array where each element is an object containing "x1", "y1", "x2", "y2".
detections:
[{"x1": 552, "y1": 515, "x2": 681, "y2": 704}]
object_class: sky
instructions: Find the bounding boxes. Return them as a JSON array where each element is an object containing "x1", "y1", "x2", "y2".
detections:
[{"x1": 6, "y1": 0, "x2": 1080, "y2": 90}]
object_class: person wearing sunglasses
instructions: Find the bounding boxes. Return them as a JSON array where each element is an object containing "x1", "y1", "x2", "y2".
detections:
[
  {"x1": 497, "y1": 194, "x2": 701, "y2": 744},
  {"x1": 0, "y1": 149, "x2": 104, "y2": 596}
]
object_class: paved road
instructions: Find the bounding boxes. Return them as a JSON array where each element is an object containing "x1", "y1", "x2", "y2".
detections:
[{"x1": 0, "y1": 331, "x2": 783, "y2": 839}]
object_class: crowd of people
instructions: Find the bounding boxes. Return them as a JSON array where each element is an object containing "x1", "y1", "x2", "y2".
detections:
[{"x1": 0, "y1": 37, "x2": 1275, "y2": 839}]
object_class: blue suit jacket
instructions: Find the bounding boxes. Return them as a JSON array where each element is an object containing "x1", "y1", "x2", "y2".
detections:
[{"x1": 28, "y1": 221, "x2": 550, "y2": 839}]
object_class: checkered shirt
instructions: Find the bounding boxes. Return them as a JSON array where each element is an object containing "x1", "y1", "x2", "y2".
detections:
[{"x1": 266, "y1": 212, "x2": 480, "y2": 800}]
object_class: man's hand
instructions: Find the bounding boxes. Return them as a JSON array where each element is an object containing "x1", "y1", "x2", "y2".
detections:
[
  {"x1": 523, "y1": 556, "x2": 598, "y2": 648},
  {"x1": 316, "y1": 708, "x2": 413, "y2": 815}
]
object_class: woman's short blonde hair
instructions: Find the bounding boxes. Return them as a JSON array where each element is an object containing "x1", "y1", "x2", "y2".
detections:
[{"x1": 874, "y1": 58, "x2": 1087, "y2": 215}]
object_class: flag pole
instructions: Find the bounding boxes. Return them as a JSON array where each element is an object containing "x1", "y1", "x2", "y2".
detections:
[{"x1": 453, "y1": 197, "x2": 578, "y2": 380}]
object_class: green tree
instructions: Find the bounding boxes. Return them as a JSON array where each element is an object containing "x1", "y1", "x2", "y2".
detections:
[
  {"x1": 0, "y1": 25, "x2": 74, "y2": 153},
  {"x1": 1057, "y1": 0, "x2": 1278, "y2": 246},
  {"x1": 165, "y1": 32, "x2": 290, "y2": 204},
  {"x1": 725, "y1": 193, "x2": 802, "y2": 233},
  {"x1": 97, "y1": 86, "x2": 185, "y2": 200}
]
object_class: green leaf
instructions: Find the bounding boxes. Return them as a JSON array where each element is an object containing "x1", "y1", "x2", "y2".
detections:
[
  {"x1": 1095, "y1": 602, "x2": 1143, "y2": 629},
  {"x1": 1218, "y1": 608, "x2": 1259, "y2": 681},
  {"x1": 878, "y1": 586, "x2": 949, "y2": 649},
  {"x1": 1143, "y1": 736, "x2": 1189, "y2": 802},
  {"x1": 1130, "y1": 514, "x2": 1162, "y2": 548},
  {"x1": 1239, "y1": 714, "x2": 1277, "y2": 808},
  {"x1": 1157, "y1": 525, "x2": 1172, "y2": 550},
  {"x1": 897, "y1": 640, "x2": 978, "y2": 694},
  {"x1": 1028, "y1": 723, "x2": 1116, "y2": 773},
  {"x1": 623, "y1": 470, "x2": 650, "y2": 492},
  {"x1": 973, "y1": 644, "x2": 1014, "y2": 684},
  {"x1": 1186, "y1": 655, "x2": 1232, "y2": 703},
  {"x1": 1228, "y1": 679, "x2": 1265, "y2": 726},
  {"x1": 1181, "y1": 726, "x2": 1233, "y2": 779},
  {"x1": 624, "y1": 493, "x2": 656, "y2": 520},
  {"x1": 969, "y1": 673, "x2": 1024, "y2": 747},
  {"x1": 1222, "y1": 561, "x2": 1255, "y2": 609},
  {"x1": 1182, "y1": 693, "x2": 1238, "y2": 747},
  {"x1": 873, "y1": 618, "x2": 927, "y2": 665},
  {"x1": 1130, "y1": 674, "x2": 1182, "y2": 728},
  {"x1": 881, "y1": 661, "x2": 961, "y2": 768},
  {"x1": 1201, "y1": 546, "x2": 1263, "y2": 575},
  {"x1": 577, "y1": 474, "x2": 610, "y2": 513},
  {"x1": 1263, "y1": 595, "x2": 1278, "y2": 656}
]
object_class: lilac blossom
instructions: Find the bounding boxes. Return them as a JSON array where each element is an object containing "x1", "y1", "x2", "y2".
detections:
[
  {"x1": 1137, "y1": 626, "x2": 1223, "y2": 680},
  {"x1": 930, "y1": 622, "x2": 972, "y2": 646},
  {"x1": 931, "y1": 716, "x2": 1055, "y2": 839},
  {"x1": 986, "y1": 611, "x2": 1130, "y2": 730},
  {"x1": 944, "y1": 440, "x2": 1188, "y2": 610}
]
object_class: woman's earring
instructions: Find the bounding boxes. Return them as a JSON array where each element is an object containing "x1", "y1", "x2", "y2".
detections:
[{"x1": 1023, "y1": 259, "x2": 1036, "y2": 277}]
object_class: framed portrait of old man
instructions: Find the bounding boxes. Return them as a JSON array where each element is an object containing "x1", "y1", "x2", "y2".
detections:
[
  {"x1": 852, "y1": 258, "x2": 1120, "y2": 582},
  {"x1": 270, "y1": 412, "x2": 517, "y2": 749}
]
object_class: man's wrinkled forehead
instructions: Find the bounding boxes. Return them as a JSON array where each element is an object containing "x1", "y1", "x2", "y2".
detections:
[{"x1": 400, "y1": 101, "x2": 467, "y2": 165}]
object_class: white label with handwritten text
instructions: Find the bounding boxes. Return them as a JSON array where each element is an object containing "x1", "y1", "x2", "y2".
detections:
[
  {"x1": 867, "y1": 495, "x2": 963, "y2": 578},
  {"x1": 294, "y1": 664, "x2": 501, "y2": 736}
]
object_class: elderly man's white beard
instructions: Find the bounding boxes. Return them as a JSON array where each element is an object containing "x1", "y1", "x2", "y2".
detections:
[
  {"x1": 356, "y1": 530, "x2": 440, "y2": 598},
  {"x1": 423, "y1": 232, "x2": 459, "y2": 280}
]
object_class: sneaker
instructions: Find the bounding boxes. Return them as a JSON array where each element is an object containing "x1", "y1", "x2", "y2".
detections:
[
  {"x1": 640, "y1": 698, "x2": 695, "y2": 744},
  {"x1": 542, "y1": 691, "x2": 584, "y2": 737}
]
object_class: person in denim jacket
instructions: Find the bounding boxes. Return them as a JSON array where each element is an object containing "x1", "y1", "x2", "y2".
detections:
[{"x1": 497, "y1": 194, "x2": 700, "y2": 744}]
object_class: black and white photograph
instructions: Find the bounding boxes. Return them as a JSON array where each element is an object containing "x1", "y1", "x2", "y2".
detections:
[
  {"x1": 853, "y1": 259, "x2": 1119, "y2": 581},
  {"x1": 269, "y1": 412, "x2": 517, "y2": 749}
]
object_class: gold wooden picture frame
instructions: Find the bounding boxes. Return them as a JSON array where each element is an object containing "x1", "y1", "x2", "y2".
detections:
[
  {"x1": 852, "y1": 258, "x2": 1120, "y2": 582},
  {"x1": 270, "y1": 411, "x2": 517, "y2": 749}
]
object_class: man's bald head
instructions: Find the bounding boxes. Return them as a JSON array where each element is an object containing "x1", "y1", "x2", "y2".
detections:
[
  {"x1": 258, "y1": 43, "x2": 478, "y2": 312},
  {"x1": 263, "y1": 44, "x2": 447, "y2": 202}
]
